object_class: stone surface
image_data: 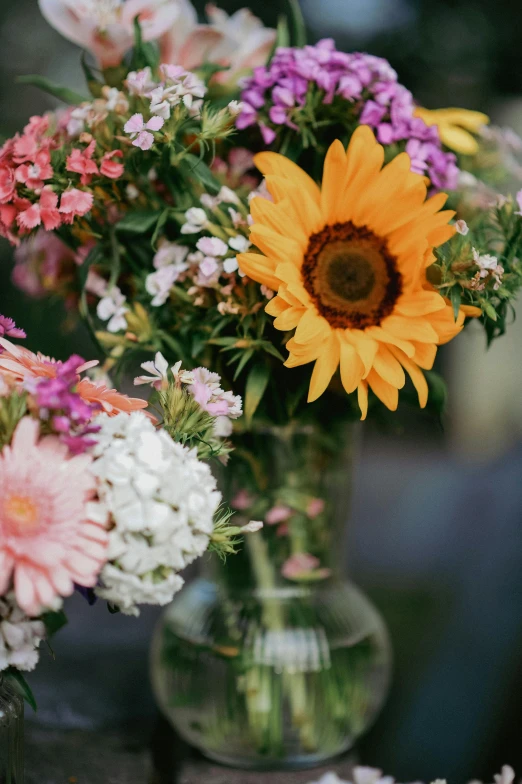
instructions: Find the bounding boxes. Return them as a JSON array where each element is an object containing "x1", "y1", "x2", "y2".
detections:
[{"x1": 25, "y1": 721, "x2": 356, "y2": 784}]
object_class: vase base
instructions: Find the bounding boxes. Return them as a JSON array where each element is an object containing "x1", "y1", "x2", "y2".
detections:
[{"x1": 183, "y1": 747, "x2": 357, "y2": 784}]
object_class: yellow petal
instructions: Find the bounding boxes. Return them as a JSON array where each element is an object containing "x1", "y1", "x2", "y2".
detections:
[
  {"x1": 390, "y1": 347, "x2": 429, "y2": 408},
  {"x1": 411, "y1": 341, "x2": 437, "y2": 370},
  {"x1": 321, "y1": 139, "x2": 349, "y2": 223},
  {"x1": 294, "y1": 308, "x2": 330, "y2": 345},
  {"x1": 339, "y1": 334, "x2": 364, "y2": 394},
  {"x1": 250, "y1": 197, "x2": 308, "y2": 248},
  {"x1": 365, "y1": 325, "x2": 415, "y2": 358},
  {"x1": 395, "y1": 290, "x2": 446, "y2": 317},
  {"x1": 383, "y1": 314, "x2": 439, "y2": 344},
  {"x1": 367, "y1": 369, "x2": 399, "y2": 411},
  {"x1": 347, "y1": 330, "x2": 378, "y2": 377},
  {"x1": 249, "y1": 225, "x2": 303, "y2": 267},
  {"x1": 307, "y1": 333, "x2": 340, "y2": 402},
  {"x1": 372, "y1": 345, "x2": 406, "y2": 389},
  {"x1": 273, "y1": 307, "x2": 306, "y2": 331},
  {"x1": 357, "y1": 381, "x2": 369, "y2": 420},
  {"x1": 254, "y1": 151, "x2": 321, "y2": 204},
  {"x1": 238, "y1": 252, "x2": 280, "y2": 290},
  {"x1": 265, "y1": 296, "x2": 289, "y2": 317}
]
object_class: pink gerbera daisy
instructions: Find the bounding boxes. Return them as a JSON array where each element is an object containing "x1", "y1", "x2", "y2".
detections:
[{"x1": 0, "y1": 417, "x2": 108, "y2": 616}]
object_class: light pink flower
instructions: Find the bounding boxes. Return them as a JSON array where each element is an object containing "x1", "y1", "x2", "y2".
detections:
[
  {"x1": 0, "y1": 165, "x2": 16, "y2": 204},
  {"x1": 196, "y1": 236, "x2": 228, "y2": 257},
  {"x1": 38, "y1": 0, "x2": 183, "y2": 69},
  {"x1": 161, "y1": 3, "x2": 275, "y2": 84},
  {"x1": 265, "y1": 505, "x2": 293, "y2": 525},
  {"x1": 59, "y1": 189, "x2": 94, "y2": 222},
  {"x1": 124, "y1": 113, "x2": 164, "y2": 150},
  {"x1": 100, "y1": 150, "x2": 124, "y2": 179},
  {"x1": 0, "y1": 417, "x2": 109, "y2": 616}
]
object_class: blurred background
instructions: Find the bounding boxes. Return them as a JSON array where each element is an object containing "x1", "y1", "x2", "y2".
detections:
[{"x1": 1, "y1": 0, "x2": 522, "y2": 782}]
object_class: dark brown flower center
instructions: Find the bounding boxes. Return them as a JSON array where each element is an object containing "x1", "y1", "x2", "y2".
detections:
[{"x1": 302, "y1": 222, "x2": 402, "y2": 329}]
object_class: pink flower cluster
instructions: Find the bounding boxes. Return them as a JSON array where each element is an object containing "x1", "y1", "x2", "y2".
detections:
[
  {"x1": 237, "y1": 39, "x2": 459, "y2": 190},
  {"x1": 0, "y1": 113, "x2": 124, "y2": 246},
  {"x1": 27, "y1": 355, "x2": 102, "y2": 455}
]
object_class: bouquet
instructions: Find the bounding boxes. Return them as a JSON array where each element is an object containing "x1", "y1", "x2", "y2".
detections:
[
  {"x1": 0, "y1": 318, "x2": 256, "y2": 705},
  {"x1": 2, "y1": 0, "x2": 522, "y2": 767}
]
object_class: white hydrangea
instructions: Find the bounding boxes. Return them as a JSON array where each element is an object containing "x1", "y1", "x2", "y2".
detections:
[
  {"x1": 0, "y1": 594, "x2": 46, "y2": 672},
  {"x1": 90, "y1": 412, "x2": 221, "y2": 616}
]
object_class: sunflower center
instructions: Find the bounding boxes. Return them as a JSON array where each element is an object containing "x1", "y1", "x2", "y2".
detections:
[
  {"x1": 3, "y1": 494, "x2": 41, "y2": 536},
  {"x1": 302, "y1": 222, "x2": 402, "y2": 329}
]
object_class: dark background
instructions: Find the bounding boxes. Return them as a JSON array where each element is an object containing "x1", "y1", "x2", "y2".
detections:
[{"x1": 1, "y1": 1, "x2": 522, "y2": 782}]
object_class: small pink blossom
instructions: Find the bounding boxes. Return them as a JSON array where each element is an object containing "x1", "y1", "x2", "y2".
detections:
[
  {"x1": 196, "y1": 236, "x2": 229, "y2": 258},
  {"x1": 15, "y1": 149, "x2": 53, "y2": 191},
  {"x1": 265, "y1": 505, "x2": 293, "y2": 525},
  {"x1": 124, "y1": 113, "x2": 164, "y2": 151},
  {"x1": 100, "y1": 150, "x2": 124, "y2": 179},
  {"x1": 59, "y1": 189, "x2": 94, "y2": 222},
  {"x1": 231, "y1": 489, "x2": 255, "y2": 510},
  {"x1": 16, "y1": 187, "x2": 62, "y2": 232},
  {"x1": 307, "y1": 498, "x2": 325, "y2": 518},
  {"x1": 66, "y1": 140, "x2": 99, "y2": 185},
  {"x1": 0, "y1": 165, "x2": 16, "y2": 203},
  {"x1": 281, "y1": 553, "x2": 331, "y2": 581}
]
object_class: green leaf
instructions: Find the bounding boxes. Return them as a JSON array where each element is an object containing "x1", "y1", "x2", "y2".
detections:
[
  {"x1": 116, "y1": 211, "x2": 162, "y2": 234},
  {"x1": 449, "y1": 286, "x2": 462, "y2": 321},
  {"x1": 17, "y1": 75, "x2": 87, "y2": 105},
  {"x1": 181, "y1": 154, "x2": 221, "y2": 194},
  {"x1": 151, "y1": 208, "x2": 172, "y2": 249},
  {"x1": 244, "y1": 361, "x2": 270, "y2": 426},
  {"x1": 81, "y1": 53, "x2": 104, "y2": 98},
  {"x1": 4, "y1": 669, "x2": 37, "y2": 712},
  {"x1": 286, "y1": 0, "x2": 307, "y2": 47},
  {"x1": 233, "y1": 348, "x2": 254, "y2": 380},
  {"x1": 130, "y1": 17, "x2": 160, "y2": 71},
  {"x1": 483, "y1": 301, "x2": 498, "y2": 321},
  {"x1": 42, "y1": 609, "x2": 68, "y2": 638},
  {"x1": 78, "y1": 244, "x2": 104, "y2": 290}
]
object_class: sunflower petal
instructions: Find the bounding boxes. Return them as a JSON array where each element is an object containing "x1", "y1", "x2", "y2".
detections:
[
  {"x1": 307, "y1": 333, "x2": 340, "y2": 402},
  {"x1": 238, "y1": 252, "x2": 280, "y2": 289},
  {"x1": 254, "y1": 152, "x2": 321, "y2": 203},
  {"x1": 273, "y1": 307, "x2": 306, "y2": 331},
  {"x1": 390, "y1": 347, "x2": 429, "y2": 408},
  {"x1": 321, "y1": 140, "x2": 349, "y2": 223},
  {"x1": 372, "y1": 345, "x2": 406, "y2": 389},
  {"x1": 357, "y1": 381, "x2": 369, "y2": 420},
  {"x1": 294, "y1": 308, "x2": 330, "y2": 344},
  {"x1": 367, "y1": 369, "x2": 399, "y2": 411},
  {"x1": 339, "y1": 334, "x2": 364, "y2": 394}
]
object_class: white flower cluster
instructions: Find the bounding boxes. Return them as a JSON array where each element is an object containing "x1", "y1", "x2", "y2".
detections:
[
  {"x1": 90, "y1": 412, "x2": 221, "y2": 616},
  {"x1": 308, "y1": 766, "x2": 517, "y2": 784},
  {"x1": 0, "y1": 594, "x2": 46, "y2": 672},
  {"x1": 126, "y1": 64, "x2": 207, "y2": 119}
]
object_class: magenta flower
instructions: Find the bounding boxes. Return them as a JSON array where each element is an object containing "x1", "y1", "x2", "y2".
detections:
[
  {"x1": 0, "y1": 316, "x2": 25, "y2": 353},
  {"x1": 238, "y1": 39, "x2": 459, "y2": 191}
]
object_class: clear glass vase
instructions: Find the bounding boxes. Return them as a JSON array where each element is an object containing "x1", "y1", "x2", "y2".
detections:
[
  {"x1": 151, "y1": 425, "x2": 391, "y2": 770},
  {"x1": 0, "y1": 676, "x2": 24, "y2": 783}
]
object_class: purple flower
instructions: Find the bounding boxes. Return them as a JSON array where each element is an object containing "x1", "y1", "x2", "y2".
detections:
[
  {"x1": 0, "y1": 316, "x2": 26, "y2": 352},
  {"x1": 237, "y1": 39, "x2": 460, "y2": 191}
]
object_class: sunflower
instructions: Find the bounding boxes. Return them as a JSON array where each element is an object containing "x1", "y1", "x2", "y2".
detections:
[
  {"x1": 238, "y1": 125, "x2": 478, "y2": 419},
  {"x1": 414, "y1": 107, "x2": 489, "y2": 155}
]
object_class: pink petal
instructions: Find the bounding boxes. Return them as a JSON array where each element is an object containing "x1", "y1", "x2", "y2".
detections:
[
  {"x1": 132, "y1": 131, "x2": 154, "y2": 151},
  {"x1": 145, "y1": 115, "x2": 165, "y2": 132},
  {"x1": 124, "y1": 113, "x2": 145, "y2": 134}
]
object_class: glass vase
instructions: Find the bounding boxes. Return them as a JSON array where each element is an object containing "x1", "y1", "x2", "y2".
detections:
[
  {"x1": 151, "y1": 425, "x2": 391, "y2": 770},
  {"x1": 0, "y1": 676, "x2": 24, "y2": 784}
]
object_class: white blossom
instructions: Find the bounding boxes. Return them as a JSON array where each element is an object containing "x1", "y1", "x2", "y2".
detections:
[
  {"x1": 0, "y1": 594, "x2": 46, "y2": 673},
  {"x1": 181, "y1": 207, "x2": 208, "y2": 234},
  {"x1": 96, "y1": 286, "x2": 128, "y2": 332},
  {"x1": 145, "y1": 265, "x2": 179, "y2": 306},
  {"x1": 455, "y1": 219, "x2": 469, "y2": 235},
  {"x1": 153, "y1": 240, "x2": 189, "y2": 270},
  {"x1": 91, "y1": 412, "x2": 221, "y2": 616},
  {"x1": 134, "y1": 352, "x2": 170, "y2": 390}
]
